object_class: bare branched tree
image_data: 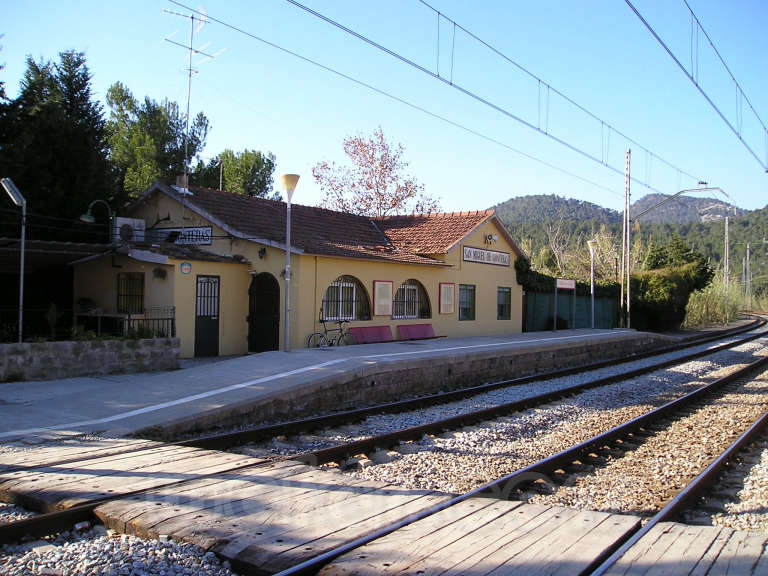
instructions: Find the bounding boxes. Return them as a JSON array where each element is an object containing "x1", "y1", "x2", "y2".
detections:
[{"x1": 313, "y1": 127, "x2": 440, "y2": 217}]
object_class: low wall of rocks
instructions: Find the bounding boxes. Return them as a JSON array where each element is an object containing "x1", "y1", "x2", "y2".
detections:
[{"x1": 0, "y1": 338, "x2": 180, "y2": 382}]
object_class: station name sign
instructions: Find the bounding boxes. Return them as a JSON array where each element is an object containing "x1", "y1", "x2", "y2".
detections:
[
  {"x1": 462, "y1": 246, "x2": 510, "y2": 267},
  {"x1": 153, "y1": 226, "x2": 213, "y2": 246}
]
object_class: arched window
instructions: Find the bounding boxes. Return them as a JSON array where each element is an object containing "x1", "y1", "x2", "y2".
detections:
[
  {"x1": 322, "y1": 275, "x2": 371, "y2": 321},
  {"x1": 393, "y1": 279, "x2": 431, "y2": 319}
]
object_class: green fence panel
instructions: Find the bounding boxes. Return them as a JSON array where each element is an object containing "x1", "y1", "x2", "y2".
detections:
[{"x1": 524, "y1": 291, "x2": 617, "y2": 331}]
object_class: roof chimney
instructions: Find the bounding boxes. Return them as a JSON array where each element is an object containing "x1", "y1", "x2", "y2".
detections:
[{"x1": 176, "y1": 174, "x2": 189, "y2": 189}]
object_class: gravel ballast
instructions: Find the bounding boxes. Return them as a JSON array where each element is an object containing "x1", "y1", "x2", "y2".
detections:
[
  {"x1": 232, "y1": 337, "x2": 766, "y2": 463},
  {"x1": 0, "y1": 524, "x2": 239, "y2": 576},
  {"x1": 338, "y1": 341, "x2": 766, "y2": 494},
  {"x1": 527, "y1": 368, "x2": 768, "y2": 519}
]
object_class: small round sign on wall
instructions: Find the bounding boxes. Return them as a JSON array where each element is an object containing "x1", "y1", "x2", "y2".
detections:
[{"x1": 180, "y1": 262, "x2": 192, "y2": 275}]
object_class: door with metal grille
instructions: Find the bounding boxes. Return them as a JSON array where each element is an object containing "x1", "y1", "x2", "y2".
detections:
[
  {"x1": 194, "y1": 275, "x2": 220, "y2": 357},
  {"x1": 248, "y1": 273, "x2": 280, "y2": 352}
]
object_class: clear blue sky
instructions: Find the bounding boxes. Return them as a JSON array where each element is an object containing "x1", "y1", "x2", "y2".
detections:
[{"x1": 3, "y1": 0, "x2": 768, "y2": 213}]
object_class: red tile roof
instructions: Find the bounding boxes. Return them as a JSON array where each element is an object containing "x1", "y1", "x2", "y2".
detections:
[
  {"x1": 140, "y1": 182, "x2": 519, "y2": 266},
  {"x1": 374, "y1": 211, "x2": 495, "y2": 255}
]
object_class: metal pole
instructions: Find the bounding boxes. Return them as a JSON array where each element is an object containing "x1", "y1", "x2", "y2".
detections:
[
  {"x1": 724, "y1": 216, "x2": 729, "y2": 285},
  {"x1": 625, "y1": 149, "x2": 631, "y2": 329},
  {"x1": 284, "y1": 199, "x2": 292, "y2": 352},
  {"x1": 18, "y1": 200, "x2": 26, "y2": 343},
  {"x1": 620, "y1": 201, "x2": 626, "y2": 326},
  {"x1": 746, "y1": 243, "x2": 751, "y2": 309},
  {"x1": 724, "y1": 216, "x2": 729, "y2": 325},
  {"x1": 590, "y1": 250, "x2": 595, "y2": 329}
]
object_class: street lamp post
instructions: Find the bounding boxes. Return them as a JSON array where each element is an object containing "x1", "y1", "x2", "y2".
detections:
[
  {"x1": 80, "y1": 199, "x2": 116, "y2": 243},
  {"x1": 280, "y1": 174, "x2": 300, "y2": 352},
  {"x1": 587, "y1": 239, "x2": 597, "y2": 329},
  {"x1": 1, "y1": 178, "x2": 26, "y2": 343}
]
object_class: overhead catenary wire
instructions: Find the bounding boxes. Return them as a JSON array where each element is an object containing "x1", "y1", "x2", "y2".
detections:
[
  {"x1": 280, "y1": 0, "x2": 704, "y2": 194},
  {"x1": 417, "y1": 0, "x2": 700, "y2": 183},
  {"x1": 166, "y1": 0, "x2": 621, "y2": 197},
  {"x1": 624, "y1": 0, "x2": 768, "y2": 172}
]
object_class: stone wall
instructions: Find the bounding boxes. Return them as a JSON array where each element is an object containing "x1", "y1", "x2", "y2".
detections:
[
  {"x1": 150, "y1": 331, "x2": 670, "y2": 439},
  {"x1": 0, "y1": 338, "x2": 180, "y2": 382}
]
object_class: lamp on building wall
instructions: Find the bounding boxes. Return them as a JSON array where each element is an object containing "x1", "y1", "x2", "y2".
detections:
[
  {"x1": 1, "y1": 178, "x2": 26, "y2": 343},
  {"x1": 281, "y1": 174, "x2": 300, "y2": 352},
  {"x1": 80, "y1": 199, "x2": 116, "y2": 243},
  {"x1": 587, "y1": 239, "x2": 597, "y2": 329}
]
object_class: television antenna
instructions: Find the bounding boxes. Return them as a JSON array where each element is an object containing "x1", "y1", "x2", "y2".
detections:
[{"x1": 163, "y1": 8, "x2": 224, "y2": 191}]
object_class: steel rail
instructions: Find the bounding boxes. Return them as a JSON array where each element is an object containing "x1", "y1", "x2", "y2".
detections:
[
  {"x1": 1, "y1": 319, "x2": 760, "y2": 475},
  {"x1": 291, "y1": 326, "x2": 767, "y2": 466},
  {"x1": 590, "y1": 400, "x2": 768, "y2": 575},
  {"x1": 0, "y1": 320, "x2": 763, "y2": 548},
  {"x1": 181, "y1": 318, "x2": 764, "y2": 452},
  {"x1": 275, "y1": 346, "x2": 768, "y2": 576},
  {"x1": 479, "y1": 354, "x2": 768, "y2": 498}
]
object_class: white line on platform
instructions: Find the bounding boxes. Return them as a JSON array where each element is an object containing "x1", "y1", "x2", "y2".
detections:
[{"x1": 0, "y1": 331, "x2": 624, "y2": 439}]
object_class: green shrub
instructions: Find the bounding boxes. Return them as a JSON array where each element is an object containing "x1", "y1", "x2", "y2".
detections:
[
  {"x1": 631, "y1": 261, "x2": 713, "y2": 331},
  {"x1": 683, "y1": 274, "x2": 752, "y2": 328}
]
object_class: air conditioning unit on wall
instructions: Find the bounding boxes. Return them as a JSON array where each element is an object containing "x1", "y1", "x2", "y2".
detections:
[{"x1": 114, "y1": 217, "x2": 146, "y2": 243}]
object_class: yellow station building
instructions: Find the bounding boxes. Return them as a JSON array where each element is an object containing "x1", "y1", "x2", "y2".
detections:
[{"x1": 73, "y1": 181, "x2": 525, "y2": 358}]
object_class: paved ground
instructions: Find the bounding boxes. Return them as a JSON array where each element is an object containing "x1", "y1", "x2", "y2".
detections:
[{"x1": 0, "y1": 329, "x2": 648, "y2": 443}]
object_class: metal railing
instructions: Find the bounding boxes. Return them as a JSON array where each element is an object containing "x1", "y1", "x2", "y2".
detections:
[{"x1": 75, "y1": 306, "x2": 176, "y2": 339}]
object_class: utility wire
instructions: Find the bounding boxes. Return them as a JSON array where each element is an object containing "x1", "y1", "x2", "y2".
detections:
[
  {"x1": 624, "y1": 0, "x2": 768, "y2": 172},
  {"x1": 167, "y1": 0, "x2": 620, "y2": 196},
  {"x1": 681, "y1": 0, "x2": 768, "y2": 135},
  {"x1": 281, "y1": 0, "x2": 703, "y2": 194},
  {"x1": 417, "y1": 0, "x2": 700, "y2": 182}
]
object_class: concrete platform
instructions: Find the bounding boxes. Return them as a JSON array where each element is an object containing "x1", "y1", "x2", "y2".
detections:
[{"x1": 0, "y1": 329, "x2": 667, "y2": 443}]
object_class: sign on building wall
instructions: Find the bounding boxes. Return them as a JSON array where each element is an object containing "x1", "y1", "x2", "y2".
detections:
[
  {"x1": 439, "y1": 282, "x2": 455, "y2": 314},
  {"x1": 462, "y1": 246, "x2": 510, "y2": 267},
  {"x1": 556, "y1": 278, "x2": 576, "y2": 290},
  {"x1": 373, "y1": 280, "x2": 393, "y2": 316},
  {"x1": 151, "y1": 227, "x2": 213, "y2": 245}
]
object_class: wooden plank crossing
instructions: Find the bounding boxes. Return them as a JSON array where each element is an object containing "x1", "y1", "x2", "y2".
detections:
[
  {"x1": 0, "y1": 437, "x2": 158, "y2": 472},
  {"x1": 603, "y1": 522, "x2": 768, "y2": 575},
  {"x1": 317, "y1": 499, "x2": 640, "y2": 575},
  {"x1": 0, "y1": 441, "x2": 261, "y2": 512},
  {"x1": 94, "y1": 461, "x2": 451, "y2": 575}
]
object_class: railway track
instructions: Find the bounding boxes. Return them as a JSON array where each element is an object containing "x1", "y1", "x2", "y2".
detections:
[
  {"x1": 273, "y1": 346, "x2": 768, "y2": 575},
  {"x1": 233, "y1": 322, "x2": 768, "y2": 470},
  {"x1": 1, "y1": 320, "x2": 767, "y2": 574},
  {"x1": 1, "y1": 318, "x2": 761, "y2": 479},
  {"x1": 180, "y1": 317, "x2": 764, "y2": 452}
]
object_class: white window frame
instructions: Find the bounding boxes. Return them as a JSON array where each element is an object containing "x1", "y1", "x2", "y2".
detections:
[
  {"x1": 393, "y1": 283, "x2": 419, "y2": 319},
  {"x1": 323, "y1": 280, "x2": 356, "y2": 321}
]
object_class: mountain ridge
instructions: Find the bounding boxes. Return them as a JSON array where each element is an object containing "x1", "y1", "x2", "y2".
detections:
[{"x1": 491, "y1": 193, "x2": 747, "y2": 226}]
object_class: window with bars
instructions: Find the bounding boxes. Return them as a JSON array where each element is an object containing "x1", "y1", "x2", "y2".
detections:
[
  {"x1": 393, "y1": 280, "x2": 431, "y2": 319},
  {"x1": 116, "y1": 272, "x2": 144, "y2": 314},
  {"x1": 322, "y1": 275, "x2": 371, "y2": 321},
  {"x1": 497, "y1": 286, "x2": 511, "y2": 320},
  {"x1": 459, "y1": 284, "x2": 475, "y2": 321}
]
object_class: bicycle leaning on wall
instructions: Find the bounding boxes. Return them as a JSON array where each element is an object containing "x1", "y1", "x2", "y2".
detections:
[{"x1": 306, "y1": 318, "x2": 354, "y2": 347}]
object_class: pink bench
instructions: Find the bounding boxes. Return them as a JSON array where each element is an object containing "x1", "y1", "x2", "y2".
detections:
[
  {"x1": 348, "y1": 325, "x2": 394, "y2": 344},
  {"x1": 397, "y1": 323, "x2": 440, "y2": 340}
]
